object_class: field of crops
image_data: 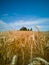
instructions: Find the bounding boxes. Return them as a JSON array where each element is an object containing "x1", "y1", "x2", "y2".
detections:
[{"x1": 0, "y1": 31, "x2": 49, "y2": 65}]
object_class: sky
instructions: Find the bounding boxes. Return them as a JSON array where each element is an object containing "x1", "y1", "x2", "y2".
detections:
[{"x1": 0, "y1": 0, "x2": 49, "y2": 31}]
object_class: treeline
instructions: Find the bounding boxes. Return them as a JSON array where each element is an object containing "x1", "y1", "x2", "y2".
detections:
[{"x1": 19, "y1": 26, "x2": 32, "y2": 31}]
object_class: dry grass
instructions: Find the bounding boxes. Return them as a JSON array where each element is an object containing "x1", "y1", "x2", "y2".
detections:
[{"x1": 0, "y1": 30, "x2": 49, "y2": 65}]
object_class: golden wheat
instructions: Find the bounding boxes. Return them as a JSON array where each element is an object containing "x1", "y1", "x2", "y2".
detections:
[{"x1": 0, "y1": 30, "x2": 49, "y2": 65}]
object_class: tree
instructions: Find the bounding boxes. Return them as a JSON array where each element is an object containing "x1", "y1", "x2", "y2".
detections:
[
  {"x1": 19, "y1": 27, "x2": 32, "y2": 31},
  {"x1": 30, "y1": 28, "x2": 32, "y2": 31},
  {"x1": 20, "y1": 27, "x2": 28, "y2": 31},
  {"x1": 27, "y1": 29, "x2": 29, "y2": 31}
]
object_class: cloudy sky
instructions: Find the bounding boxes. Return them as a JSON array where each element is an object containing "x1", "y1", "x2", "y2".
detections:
[{"x1": 0, "y1": 0, "x2": 49, "y2": 31}]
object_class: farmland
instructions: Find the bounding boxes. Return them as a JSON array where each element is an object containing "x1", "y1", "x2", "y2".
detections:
[{"x1": 0, "y1": 31, "x2": 49, "y2": 65}]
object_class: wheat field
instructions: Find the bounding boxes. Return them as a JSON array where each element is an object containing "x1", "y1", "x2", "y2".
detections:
[{"x1": 0, "y1": 31, "x2": 49, "y2": 65}]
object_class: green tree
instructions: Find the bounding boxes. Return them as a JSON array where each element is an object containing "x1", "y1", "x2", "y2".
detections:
[
  {"x1": 30, "y1": 28, "x2": 32, "y2": 31},
  {"x1": 20, "y1": 27, "x2": 28, "y2": 31}
]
